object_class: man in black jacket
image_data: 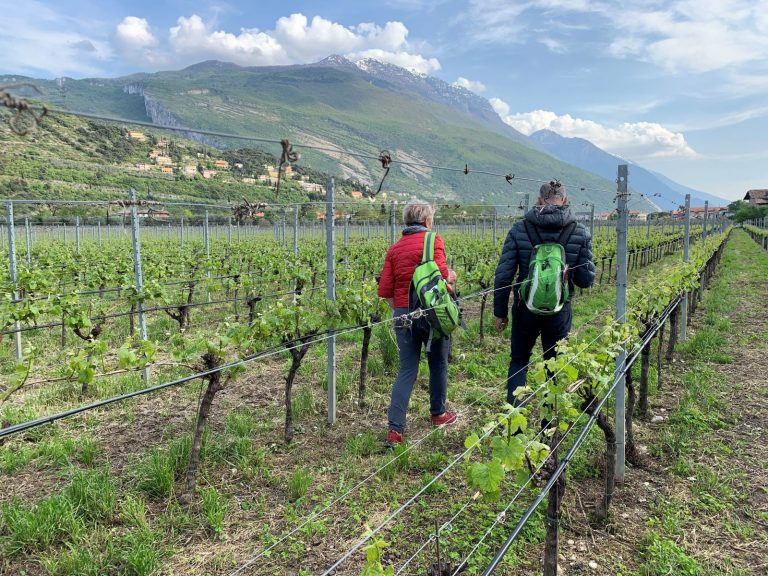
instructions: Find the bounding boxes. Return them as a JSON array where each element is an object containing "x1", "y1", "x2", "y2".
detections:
[{"x1": 494, "y1": 181, "x2": 596, "y2": 405}]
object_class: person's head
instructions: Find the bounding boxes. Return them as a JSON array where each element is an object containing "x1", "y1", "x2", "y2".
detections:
[
  {"x1": 537, "y1": 180, "x2": 568, "y2": 206},
  {"x1": 402, "y1": 200, "x2": 435, "y2": 229}
]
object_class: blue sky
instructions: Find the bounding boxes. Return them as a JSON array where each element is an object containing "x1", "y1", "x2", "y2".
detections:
[{"x1": 2, "y1": 0, "x2": 767, "y2": 201}]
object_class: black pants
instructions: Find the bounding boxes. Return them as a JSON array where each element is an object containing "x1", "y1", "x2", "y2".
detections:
[{"x1": 506, "y1": 300, "x2": 572, "y2": 405}]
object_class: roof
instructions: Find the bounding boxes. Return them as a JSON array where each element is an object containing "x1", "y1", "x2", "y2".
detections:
[{"x1": 745, "y1": 189, "x2": 768, "y2": 203}]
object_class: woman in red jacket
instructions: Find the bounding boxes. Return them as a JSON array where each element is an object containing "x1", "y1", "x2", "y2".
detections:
[{"x1": 378, "y1": 200, "x2": 458, "y2": 446}]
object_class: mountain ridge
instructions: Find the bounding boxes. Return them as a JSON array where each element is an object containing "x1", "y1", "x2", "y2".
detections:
[
  {"x1": 529, "y1": 129, "x2": 727, "y2": 209},
  {"x1": 2, "y1": 58, "x2": 652, "y2": 211}
]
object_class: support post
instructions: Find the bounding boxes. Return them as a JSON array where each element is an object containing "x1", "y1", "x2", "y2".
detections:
[
  {"x1": 589, "y1": 203, "x2": 595, "y2": 236},
  {"x1": 344, "y1": 215, "x2": 350, "y2": 245},
  {"x1": 228, "y1": 217, "x2": 232, "y2": 245},
  {"x1": 204, "y1": 210, "x2": 211, "y2": 303},
  {"x1": 614, "y1": 164, "x2": 629, "y2": 484},
  {"x1": 75, "y1": 216, "x2": 80, "y2": 255},
  {"x1": 129, "y1": 190, "x2": 150, "y2": 384},
  {"x1": 6, "y1": 202, "x2": 23, "y2": 361},
  {"x1": 180, "y1": 216, "x2": 184, "y2": 248},
  {"x1": 702, "y1": 200, "x2": 709, "y2": 240},
  {"x1": 293, "y1": 205, "x2": 299, "y2": 257},
  {"x1": 680, "y1": 194, "x2": 691, "y2": 341},
  {"x1": 326, "y1": 179, "x2": 337, "y2": 425},
  {"x1": 389, "y1": 201, "x2": 396, "y2": 245},
  {"x1": 492, "y1": 209, "x2": 498, "y2": 246},
  {"x1": 24, "y1": 217, "x2": 31, "y2": 266},
  {"x1": 97, "y1": 220, "x2": 102, "y2": 246}
]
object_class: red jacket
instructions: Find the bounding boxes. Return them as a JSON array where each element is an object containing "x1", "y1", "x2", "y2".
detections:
[{"x1": 378, "y1": 231, "x2": 450, "y2": 308}]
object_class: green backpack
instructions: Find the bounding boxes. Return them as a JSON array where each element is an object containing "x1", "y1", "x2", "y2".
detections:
[
  {"x1": 519, "y1": 221, "x2": 576, "y2": 315},
  {"x1": 411, "y1": 232, "x2": 460, "y2": 338}
]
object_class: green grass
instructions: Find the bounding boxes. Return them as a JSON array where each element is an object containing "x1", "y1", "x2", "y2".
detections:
[{"x1": 287, "y1": 468, "x2": 312, "y2": 502}]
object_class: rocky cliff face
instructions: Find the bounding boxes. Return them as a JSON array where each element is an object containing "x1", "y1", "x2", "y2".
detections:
[{"x1": 122, "y1": 83, "x2": 222, "y2": 148}]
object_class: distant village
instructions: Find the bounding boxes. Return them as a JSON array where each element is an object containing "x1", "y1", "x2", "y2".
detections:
[{"x1": 125, "y1": 130, "x2": 762, "y2": 224}]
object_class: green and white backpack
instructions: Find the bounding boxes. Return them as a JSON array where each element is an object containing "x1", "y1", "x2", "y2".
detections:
[
  {"x1": 519, "y1": 222, "x2": 576, "y2": 315},
  {"x1": 411, "y1": 232, "x2": 460, "y2": 338}
]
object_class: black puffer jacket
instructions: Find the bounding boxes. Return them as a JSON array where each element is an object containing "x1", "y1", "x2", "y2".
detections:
[{"x1": 493, "y1": 205, "x2": 596, "y2": 318}]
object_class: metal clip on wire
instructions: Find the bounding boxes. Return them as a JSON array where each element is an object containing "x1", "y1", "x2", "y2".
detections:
[
  {"x1": 372, "y1": 150, "x2": 392, "y2": 197},
  {"x1": 275, "y1": 138, "x2": 300, "y2": 198}
]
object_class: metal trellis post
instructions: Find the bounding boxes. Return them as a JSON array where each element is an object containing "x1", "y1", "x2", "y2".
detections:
[
  {"x1": 326, "y1": 178, "x2": 337, "y2": 425},
  {"x1": 24, "y1": 218, "x2": 31, "y2": 266},
  {"x1": 680, "y1": 194, "x2": 691, "y2": 342},
  {"x1": 293, "y1": 205, "x2": 299, "y2": 257},
  {"x1": 389, "y1": 202, "x2": 396, "y2": 245},
  {"x1": 614, "y1": 164, "x2": 629, "y2": 483},
  {"x1": 129, "y1": 189, "x2": 150, "y2": 384},
  {"x1": 6, "y1": 202, "x2": 23, "y2": 361}
]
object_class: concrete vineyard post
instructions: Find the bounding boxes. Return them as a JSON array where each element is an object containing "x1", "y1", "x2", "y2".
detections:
[
  {"x1": 293, "y1": 206, "x2": 299, "y2": 257},
  {"x1": 589, "y1": 203, "x2": 595, "y2": 236},
  {"x1": 326, "y1": 178, "x2": 337, "y2": 425},
  {"x1": 614, "y1": 164, "x2": 629, "y2": 483},
  {"x1": 6, "y1": 202, "x2": 23, "y2": 361},
  {"x1": 681, "y1": 194, "x2": 691, "y2": 342},
  {"x1": 492, "y1": 209, "x2": 498, "y2": 246},
  {"x1": 703, "y1": 201, "x2": 709, "y2": 240},
  {"x1": 389, "y1": 202, "x2": 396, "y2": 245},
  {"x1": 75, "y1": 216, "x2": 80, "y2": 255},
  {"x1": 129, "y1": 189, "x2": 150, "y2": 384},
  {"x1": 97, "y1": 221, "x2": 102, "y2": 247},
  {"x1": 24, "y1": 217, "x2": 31, "y2": 266}
]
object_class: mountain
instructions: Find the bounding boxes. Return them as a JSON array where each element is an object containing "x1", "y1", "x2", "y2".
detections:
[
  {"x1": 529, "y1": 129, "x2": 728, "y2": 210},
  {"x1": 1, "y1": 57, "x2": 651, "y2": 212}
]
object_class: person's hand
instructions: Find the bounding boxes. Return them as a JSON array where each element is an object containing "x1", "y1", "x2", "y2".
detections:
[
  {"x1": 447, "y1": 269, "x2": 457, "y2": 284},
  {"x1": 495, "y1": 316, "x2": 508, "y2": 332}
]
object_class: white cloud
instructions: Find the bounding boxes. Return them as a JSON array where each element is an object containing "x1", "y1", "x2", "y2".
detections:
[
  {"x1": 114, "y1": 16, "x2": 163, "y2": 66},
  {"x1": 490, "y1": 99, "x2": 697, "y2": 159},
  {"x1": 168, "y1": 15, "x2": 289, "y2": 66},
  {"x1": 115, "y1": 17, "x2": 157, "y2": 51},
  {"x1": 108, "y1": 12, "x2": 439, "y2": 74},
  {"x1": 452, "y1": 77, "x2": 486, "y2": 93},
  {"x1": 0, "y1": 0, "x2": 112, "y2": 77}
]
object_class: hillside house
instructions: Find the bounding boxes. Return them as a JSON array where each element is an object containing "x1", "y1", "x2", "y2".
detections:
[
  {"x1": 234, "y1": 163, "x2": 244, "y2": 170},
  {"x1": 350, "y1": 191, "x2": 363, "y2": 199},
  {"x1": 161, "y1": 167, "x2": 173, "y2": 174},
  {"x1": 117, "y1": 209, "x2": 169, "y2": 220},
  {"x1": 299, "y1": 181, "x2": 324, "y2": 194},
  {"x1": 744, "y1": 189, "x2": 768, "y2": 206},
  {"x1": 242, "y1": 177, "x2": 256, "y2": 184},
  {"x1": 127, "y1": 131, "x2": 146, "y2": 141},
  {"x1": 155, "y1": 156, "x2": 172, "y2": 166},
  {"x1": 673, "y1": 206, "x2": 728, "y2": 219},
  {"x1": 629, "y1": 210, "x2": 648, "y2": 221},
  {"x1": 183, "y1": 165, "x2": 197, "y2": 176},
  {"x1": 213, "y1": 160, "x2": 229, "y2": 169},
  {"x1": 135, "y1": 163, "x2": 150, "y2": 171},
  {"x1": 201, "y1": 169, "x2": 218, "y2": 179}
]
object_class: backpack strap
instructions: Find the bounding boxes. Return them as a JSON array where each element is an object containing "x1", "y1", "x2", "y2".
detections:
[
  {"x1": 556, "y1": 222, "x2": 577, "y2": 248},
  {"x1": 523, "y1": 221, "x2": 544, "y2": 247},
  {"x1": 421, "y1": 232, "x2": 435, "y2": 263}
]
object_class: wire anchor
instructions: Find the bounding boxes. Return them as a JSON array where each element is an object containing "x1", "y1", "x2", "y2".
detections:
[{"x1": 275, "y1": 138, "x2": 300, "y2": 198}]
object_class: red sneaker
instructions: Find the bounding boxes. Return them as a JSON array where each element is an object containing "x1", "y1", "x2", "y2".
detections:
[
  {"x1": 431, "y1": 411, "x2": 458, "y2": 427},
  {"x1": 385, "y1": 430, "x2": 404, "y2": 448}
]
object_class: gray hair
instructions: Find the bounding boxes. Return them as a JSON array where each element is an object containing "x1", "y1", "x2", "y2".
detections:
[
  {"x1": 539, "y1": 180, "x2": 567, "y2": 202},
  {"x1": 402, "y1": 200, "x2": 435, "y2": 225}
]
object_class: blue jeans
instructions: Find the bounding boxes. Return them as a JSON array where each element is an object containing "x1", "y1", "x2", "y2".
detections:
[
  {"x1": 387, "y1": 308, "x2": 450, "y2": 433},
  {"x1": 507, "y1": 300, "x2": 572, "y2": 405}
]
